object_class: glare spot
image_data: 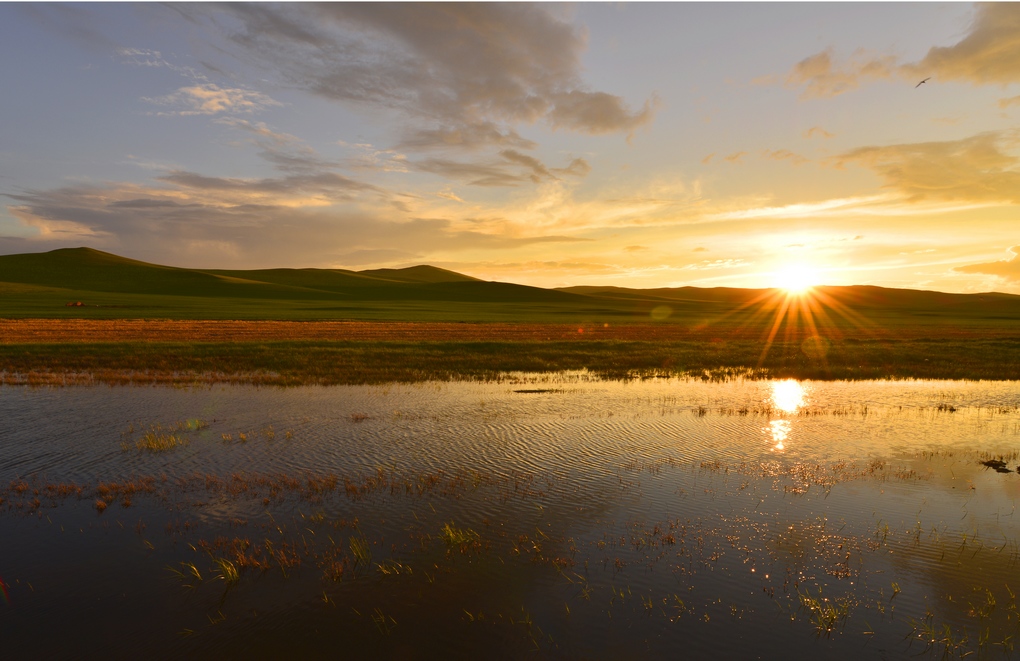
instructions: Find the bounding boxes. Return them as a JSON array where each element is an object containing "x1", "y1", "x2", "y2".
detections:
[{"x1": 650, "y1": 305, "x2": 673, "y2": 321}]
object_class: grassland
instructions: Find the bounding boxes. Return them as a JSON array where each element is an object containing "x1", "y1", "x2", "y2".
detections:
[
  {"x1": 3, "y1": 335, "x2": 1018, "y2": 385},
  {"x1": 1, "y1": 247, "x2": 1019, "y2": 384}
]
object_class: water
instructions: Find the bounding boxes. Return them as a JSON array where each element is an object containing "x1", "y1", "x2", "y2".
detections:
[{"x1": 2, "y1": 375, "x2": 1019, "y2": 658}]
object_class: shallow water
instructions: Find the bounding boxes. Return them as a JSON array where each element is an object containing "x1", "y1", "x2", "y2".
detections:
[{"x1": 2, "y1": 375, "x2": 1019, "y2": 658}]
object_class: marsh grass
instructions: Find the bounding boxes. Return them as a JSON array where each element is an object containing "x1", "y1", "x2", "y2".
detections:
[
  {"x1": 211, "y1": 557, "x2": 240, "y2": 585},
  {"x1": 440, "y1": 522, "x2": 482, "y2": 554},
  {"x1": 349, "y1": 534, "x2": 372, "y2": 567},
  {"x1": 134, "y1": 432, "x2": 187, "y2": 452},
  {"x1": 122, "y1": 420, "x2": 207, "y2": 452},
  {"x1": 3, "y1": 336, "x2": 1020, "y2": 386},
  {"x1": 797, "y1": 587, "x2": 853, "y2": 636}
]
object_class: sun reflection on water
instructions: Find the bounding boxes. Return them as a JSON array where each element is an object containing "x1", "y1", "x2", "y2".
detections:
[
  {"x1": 768, "y1": 380, "x2": 806, "y2": 452},
  {"x1": 772, "y1": 379, "x2": 805, "y2": 413},
  {"x1": 770, "y1": 420, "x2": 790, "y2": 451}
]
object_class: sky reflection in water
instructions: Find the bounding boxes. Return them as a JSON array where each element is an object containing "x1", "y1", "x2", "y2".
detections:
[{"x1": 2, "y1": 377, "x2": 1020, "y2": 659}]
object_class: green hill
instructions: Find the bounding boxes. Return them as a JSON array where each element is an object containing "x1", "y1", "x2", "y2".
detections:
[
  {"x1": 0, "y1": 247, "x2": 589, "y2": 318},
  {"x1": 1, "y1": 246, "x2": 1019, "y2": 327}
]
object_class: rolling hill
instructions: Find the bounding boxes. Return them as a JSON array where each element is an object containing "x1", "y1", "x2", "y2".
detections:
[{"x1": 1, "y1": 247, "x2": 1019, "y2": 328}]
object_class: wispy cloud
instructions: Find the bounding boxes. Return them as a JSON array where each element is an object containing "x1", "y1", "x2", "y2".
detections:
[
  {"x1": 397, "y1": 122, "x2": 538, "y2": 152},
  {"x1": 142, "y1": 83, "x2": 280, "y2": 116},
  {"x1": 215, "y1": 118, "x2": 301, "y2": 146},
  {"x1": 803, "y1": 126, "x2": 834, "y2": 139},
  {"x1": 412, "y1": 152, "x2": 589, "y2": 187},
  {"x1": 785, "y1": 48, "x2": 896, "y2": 99},
  {"x1": 762, "y1": 149, "x2": 809, "y2": 166}
]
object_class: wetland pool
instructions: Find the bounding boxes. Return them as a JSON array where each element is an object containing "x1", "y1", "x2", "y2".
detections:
[{"x1": 2, "y1": 374, "x2": 1020, "y2": 659}]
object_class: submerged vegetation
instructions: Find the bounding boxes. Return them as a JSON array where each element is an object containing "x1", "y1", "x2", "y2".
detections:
[
  {"x1": 4, "y1": 443, "x2": 1020, "y2": 658},
  {"x1": 3, "y1": 378, "x2": 1020, "y2": 657}
]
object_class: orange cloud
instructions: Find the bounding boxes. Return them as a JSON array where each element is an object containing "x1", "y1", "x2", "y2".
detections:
[
  {"x1": 955, "y1": 245, "x2": 1020, "y2": 281},
  {"x1": 907, "y1": 4, "x2": 1020, "y2": 85},
  {"x1": 833, "y1": 130, "x2": 1020, "y2": 204},
  {"x1": 784, "y1": 5, "x2": 1020, "y2": 98}
]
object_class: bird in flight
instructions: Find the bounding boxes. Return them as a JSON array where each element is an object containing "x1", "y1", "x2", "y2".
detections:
[{"x1": 915, "y1": 77, "x2": 931, "y2": 88}]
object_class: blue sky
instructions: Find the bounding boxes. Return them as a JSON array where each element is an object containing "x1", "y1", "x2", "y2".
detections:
[{"x1": 2, "y1": 3, "x2": 1020, "y2": 293}]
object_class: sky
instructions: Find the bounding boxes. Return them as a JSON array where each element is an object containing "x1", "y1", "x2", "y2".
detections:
[{"x1": 1, "y1": 2, "x2": 1020, "y2": 293}]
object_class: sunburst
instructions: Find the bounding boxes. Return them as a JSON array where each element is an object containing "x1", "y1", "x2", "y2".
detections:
[{"x1": 695, "y1": 264, "x2": 883, "y2": 373}]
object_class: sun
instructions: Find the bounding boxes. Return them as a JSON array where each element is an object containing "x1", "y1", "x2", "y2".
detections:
[{"x1": 772, "y1": 264, "x2": 821, "y2": 295}]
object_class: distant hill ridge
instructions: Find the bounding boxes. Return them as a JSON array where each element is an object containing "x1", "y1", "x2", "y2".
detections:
[
  {"x1": 0, "y1": 247, "x2": 1018, "y2": 314},
  {"x1": 0, "y1": 247, "x2": 580, "y2": 303}
]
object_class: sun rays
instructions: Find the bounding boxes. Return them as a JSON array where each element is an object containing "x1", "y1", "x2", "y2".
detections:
[{"x1": 692, "y1": 266, "x2": 887, "y2": 372}]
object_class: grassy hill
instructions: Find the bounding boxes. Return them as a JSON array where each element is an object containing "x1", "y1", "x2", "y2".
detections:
[{"x1": 1, "y1": 247, "x2": 1020, "y2": 330}]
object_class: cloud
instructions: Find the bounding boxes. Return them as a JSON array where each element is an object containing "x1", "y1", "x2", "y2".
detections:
[
  {"x1": 499, "y1": 149, "x2": 556, "y2": 182},
  {"x1": 954, "y1": 245, "x2": 1020, "y2": 281},
  {"x1": 191, "y1": 3, "x2": 655, "y2": 138},
  {"x1": 803, "y1": 126, "x2": 834, "y2": 139},
  {"x1": 117, "y1": 47, "x2": 171, "y2": 68},
  {"x1": 413, "y1": 152, "x2": 588, "y2": 187},
  {"x1": 155, "y1": 169, "x2": 377, "y2": 202},
  {"x1": 335, "y1": 141, "x2": 410, "y2": 174},
  {"x1": 547, "y1": 91, "x2": 660, "y2": 136},
  {"x1": 833, "y1": 130, "x2": 1020, "y2": 204},
  {"x1": 1000, "y1": 96, "x2": 1020, "y2": 109},
  {"x1": 723, "y1": 152, "x2": 746, "y2": 164},
  {"x1": 397, "y1": 122, "x2": 538, "y2": 151},
  {"x1": 143, "y1": 83, "x2": 280, "y2": 116},
  {"x1": 552, "y1": 158, "x2": 592, "y2": 178},
  {"x1": 783, "y1": 4, "x2": 1020, "y2": 98},
  {"x1": 215, "y1": 117, "x2": 376, "y2": 178},
  {"x1": 763, "y1": 149, "x2": 809, "y2": 166},
  {"x1": 785, "y1": 48, "x2": 896, "y2": 99},
  {"x1": 678, "y1": 258, "x2": 748, "y2": 272},
  {"x1": 2, "y1": 176, "x2": 583, "y2": 269},
  {"x1": 215, "y1": 118, "x2": 301, "y2": 146},
  {"x1": 415, "y1": 158, "x2": 531, "y2": 187},
  {"x1": 906, "y1": 4, "x2": 1020, "y2": 85}
]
